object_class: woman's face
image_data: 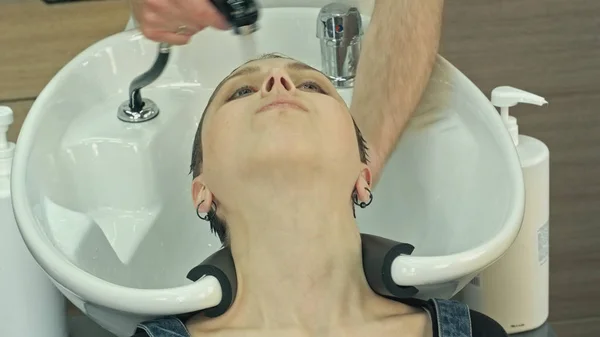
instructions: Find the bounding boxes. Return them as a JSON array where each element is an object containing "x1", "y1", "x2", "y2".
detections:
[{"x1": 198, "y1": 57, "x2": 367, "y2": 198}]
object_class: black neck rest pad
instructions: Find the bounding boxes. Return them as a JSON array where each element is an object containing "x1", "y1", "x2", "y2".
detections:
[{"x1": 186, "y1": 233, "x2": 418, "y2": 317}]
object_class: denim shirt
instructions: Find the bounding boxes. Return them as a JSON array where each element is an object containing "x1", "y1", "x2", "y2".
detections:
[{"x1": 134, "y1": 298, "x2": 474, "y2": 337}]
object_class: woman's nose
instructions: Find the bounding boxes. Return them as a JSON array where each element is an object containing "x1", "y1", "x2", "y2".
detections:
[{"x1": 261, "y1": 68, "x2": 295, "y2": 96}]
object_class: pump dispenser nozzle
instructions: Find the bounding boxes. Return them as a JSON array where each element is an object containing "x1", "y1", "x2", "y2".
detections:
[
  {"x1": 491, "y1": 86, "x2": 548, "y2": 146},
  {"x1": 0, "y1": 106, "x2": 15, "y2": 177}
]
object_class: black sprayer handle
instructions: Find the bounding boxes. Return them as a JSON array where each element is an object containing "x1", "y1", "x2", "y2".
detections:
[{"x1": 208, "y1": 0, "x2": 260, "y2": 28}]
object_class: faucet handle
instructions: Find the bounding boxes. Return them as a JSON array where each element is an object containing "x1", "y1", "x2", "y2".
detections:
[{"x1": 316, "y1": 3, "x2": 363, "y2": 43}]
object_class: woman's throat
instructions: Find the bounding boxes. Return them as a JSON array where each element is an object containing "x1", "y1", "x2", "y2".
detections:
[{"x1": 225, "y1": 229, "x2": 372, "y2": 330}]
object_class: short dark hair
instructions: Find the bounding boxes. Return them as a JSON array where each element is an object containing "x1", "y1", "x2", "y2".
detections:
[{"x1": 189, "y1": 53, "x2": 369, "y2": 245}]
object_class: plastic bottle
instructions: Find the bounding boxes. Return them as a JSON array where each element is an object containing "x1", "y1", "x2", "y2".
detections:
[
  {"x1": 0, "y1": 106, "x2": 68, "y2": 337},
  {"x1": 459, "y1": 86, "x2": 550, "y2": 333}
]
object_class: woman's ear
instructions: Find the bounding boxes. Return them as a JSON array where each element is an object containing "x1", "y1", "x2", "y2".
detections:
[
  {"x1": 192, "y1": 175, "x2": 213, "y2": 213},
  {"x1": 354, "y1": 165, "x2": 372, "y2": 203}
]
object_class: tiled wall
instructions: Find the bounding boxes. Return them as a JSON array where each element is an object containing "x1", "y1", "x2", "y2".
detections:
[{"x1": 1, "y1": 1, "x2": 599, "y2": 336}]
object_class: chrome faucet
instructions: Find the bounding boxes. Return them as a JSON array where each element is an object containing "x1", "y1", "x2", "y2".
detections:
[{"x1": 316, "y1": 3, "x2": 363, "y2": 88}]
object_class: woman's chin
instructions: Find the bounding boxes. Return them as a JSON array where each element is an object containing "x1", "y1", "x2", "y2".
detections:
[
  {"x1": 244, "y1": 143, "x2": 326, "y2": 173},
  {"x1": 253, "y1": 147, "x2": 321, "y2": 165}
]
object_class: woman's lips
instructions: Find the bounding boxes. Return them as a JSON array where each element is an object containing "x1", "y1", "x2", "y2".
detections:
[{"x1": 257, "y1": 98, "x2": 308, "y2": 113}]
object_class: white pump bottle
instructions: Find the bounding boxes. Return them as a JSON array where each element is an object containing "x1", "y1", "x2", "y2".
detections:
[
  {"x1": 0, "y1": 106, "x2": 68, "y2": 337},
  {"x1": 459, "y1": 86, "x2": 550, "y2": 334}
]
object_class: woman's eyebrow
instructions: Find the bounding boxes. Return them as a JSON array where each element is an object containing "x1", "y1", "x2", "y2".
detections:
[
  {"x1": 227, "y1": 62, "x2": 321, "y2": 81},
  {"x1": 227, "y1": 66, "x2": 261, "y2": 81},
  {"x1": 286, "y1": 61, "x2": 322, "y2": 74},
  {"x1": 287, "y1": 62, "x2": 330, "y2": 82}
]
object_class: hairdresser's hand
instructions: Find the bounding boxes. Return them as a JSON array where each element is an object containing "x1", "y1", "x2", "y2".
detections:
[{"x1": 130, "y1": 0, "x2": 230, "y2": 45}]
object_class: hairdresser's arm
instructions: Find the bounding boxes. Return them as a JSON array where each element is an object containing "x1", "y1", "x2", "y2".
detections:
[{"x1": 350, "y1": 0, "x2": 444, "y2": 185}]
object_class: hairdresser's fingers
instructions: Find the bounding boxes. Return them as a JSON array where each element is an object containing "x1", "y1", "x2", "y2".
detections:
[
  {"x1": 130, "y1": 0, "x2": 225, "y2": 43},
  {"x1": 133, "y1": 4, "x2": 175, "y2": 33},
  {"x1": 130, "y1": 0, "x2": 190, "y2": 41},
  {"x1": 139, "y1": 14, "x2": 198, "y2": 45},
  {"x1": 182, "y1": 0, "x2": 230, "y2": 31},
  {"x1": 137, "y1": 7, "x2": 200, "y2": 43},
  {"x1": 135, "y1": 0, "x2": 177, "y2": 27},
  {"x1": 173, "y1": 10, "x2": 210, "y2": 33},
  {"x1": 159, "y1": 0, "x2": 207, "y2": 33}
]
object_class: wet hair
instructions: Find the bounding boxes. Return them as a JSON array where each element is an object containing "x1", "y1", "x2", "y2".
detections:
[{"x1": 189, "y1": 53, "x2": 369, "y2": 245}]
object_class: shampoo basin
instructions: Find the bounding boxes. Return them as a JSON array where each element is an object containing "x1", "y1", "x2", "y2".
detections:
[{"x1": 11, "y1": 7, "x2": 524, "y2": 337}]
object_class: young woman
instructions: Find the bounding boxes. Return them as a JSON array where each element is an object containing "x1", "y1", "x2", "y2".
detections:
[{"x1": 132, "y1": 54, "x2": 507, "y2": 337}]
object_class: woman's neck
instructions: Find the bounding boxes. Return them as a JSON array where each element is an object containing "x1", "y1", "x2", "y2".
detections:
[{"x1": 210, "y1": 181, "x2": 382, "y2": 332}]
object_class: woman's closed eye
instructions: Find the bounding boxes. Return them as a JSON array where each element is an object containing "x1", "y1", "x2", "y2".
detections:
[{"x1": 226, "y1": 81, "x2": 328, "y2": 102}]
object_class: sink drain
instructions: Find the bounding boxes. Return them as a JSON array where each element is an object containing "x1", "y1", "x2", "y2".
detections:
[{"x1": 117, "y1": 98, "x2": 160, "y2": 123}]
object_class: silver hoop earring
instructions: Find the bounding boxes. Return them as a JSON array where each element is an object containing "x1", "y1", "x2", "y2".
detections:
[{"x1": 196, "y1": 200, "x2": 217, "y2": 221}]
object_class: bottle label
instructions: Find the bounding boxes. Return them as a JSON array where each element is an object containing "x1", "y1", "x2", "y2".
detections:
[{"x1": 537, "y1": 221, "x2": 550, "y2": 265}]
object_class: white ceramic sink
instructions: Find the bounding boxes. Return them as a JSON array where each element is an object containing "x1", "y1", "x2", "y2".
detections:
[{"x1": 11, "y1": 6, "x2": 524, "y2": 337}]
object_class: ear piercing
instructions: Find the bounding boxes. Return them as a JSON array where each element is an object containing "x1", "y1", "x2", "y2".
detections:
[{"x1": 196, "y1": 200, "x2": 218, "y2": 221}]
